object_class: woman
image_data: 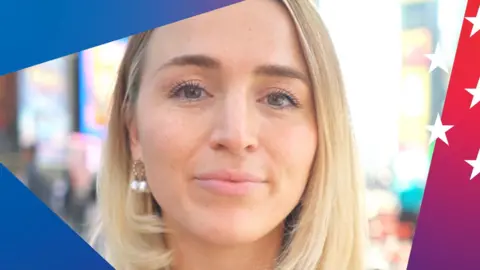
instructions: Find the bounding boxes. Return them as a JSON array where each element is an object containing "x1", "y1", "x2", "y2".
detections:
[{"x1": 91, "y1": 0, "x2": 367, "y2": 269}]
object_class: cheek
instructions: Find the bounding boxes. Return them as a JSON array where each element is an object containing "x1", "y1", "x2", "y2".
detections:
[
  {"x1": 264, "y1": 122, "x2": 317, "y2": 196},
  {"x1": 135, "y1": 106, "x2": 205, "y2": 192}
]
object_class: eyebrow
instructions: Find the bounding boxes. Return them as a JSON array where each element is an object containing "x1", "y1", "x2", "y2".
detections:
[
  {"x1": 159, "y1": 54, "x2": 221, "y2": 70},
  {"x1": 254, "y1": 65, "x2": 309, "y2": 85},
  {"x1": 157, "y1": 54, "x2": 309, "y2": 84}
]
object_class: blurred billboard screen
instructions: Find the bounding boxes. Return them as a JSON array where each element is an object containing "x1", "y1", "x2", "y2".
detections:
[
  {"x1": 78, "y1": 39, "x2": 128, "y2": 139},
  {"x1": 17, "y1": 58, "x2": 73, "y2": 168}
]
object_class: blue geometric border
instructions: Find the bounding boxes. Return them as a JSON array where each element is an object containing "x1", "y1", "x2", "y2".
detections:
[
  {"x1": 0, "y1": 164, "x2": 113, "y2": 269},
  {"x1": 0, "y1": 0, "x2": 243, "y2": 75}
]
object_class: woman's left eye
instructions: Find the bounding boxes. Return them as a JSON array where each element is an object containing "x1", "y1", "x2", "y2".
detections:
[{"x1": 261, "y1": 90, "x2": 300, "y2": 109}]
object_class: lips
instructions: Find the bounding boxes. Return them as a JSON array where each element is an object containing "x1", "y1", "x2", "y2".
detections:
[
  {"x1": 195, "y1": 169, "x2": 265, "y2": 183},
  {"x1": 194, "y1": 169, "x2": 266, "y2": 196}
]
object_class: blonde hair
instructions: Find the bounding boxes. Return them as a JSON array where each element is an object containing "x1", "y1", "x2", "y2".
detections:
[{"x1": 91, "y1": 1, "x2": 367, "y2": 269}]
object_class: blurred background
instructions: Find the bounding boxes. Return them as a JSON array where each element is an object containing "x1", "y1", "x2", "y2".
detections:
[{"x1": 0, "y1": 0, "x2": 467, "y2": 269}]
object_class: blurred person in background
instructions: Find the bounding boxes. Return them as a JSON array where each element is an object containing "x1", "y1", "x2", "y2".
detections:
[
  {"x1": 63, "y1": 140, "x2": 96, "y2": 236},
  {"x1": 366, "y1": 195, "x2": 390, "y2": 270},
  {"x1": 20, "y1": 144, "x2": 52, "y2": 208},
  {"x1": 366, "y1": 176, "x2": 407, "y2": 270},
  {"x1": 90, "y1": 1, "x2": 367, "y2": 270}
]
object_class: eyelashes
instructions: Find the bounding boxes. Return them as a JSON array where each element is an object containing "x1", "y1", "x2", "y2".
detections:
[
  {"x1": 261, "y1": 88, "x2": 301, "y2": 109},
  {"x1": 169, "y1": 80, "x2": 210, "y2": 101},
  {"x1": 168, "y1": 80, "x2": 302, "y2": 109}
]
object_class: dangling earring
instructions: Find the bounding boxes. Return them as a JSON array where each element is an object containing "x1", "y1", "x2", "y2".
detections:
[{"x1": 130, "y1": 160, "x2": 149, "y2": 193}]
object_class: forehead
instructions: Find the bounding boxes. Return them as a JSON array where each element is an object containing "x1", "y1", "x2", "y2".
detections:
[{"x1": 143, "y1": 0, "x2": 306, "y2": 71}]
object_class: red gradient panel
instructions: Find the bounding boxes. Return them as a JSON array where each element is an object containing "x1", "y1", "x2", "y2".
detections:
[{"x1": 407, "y1": 0, "x2": 480, "y2": 269}]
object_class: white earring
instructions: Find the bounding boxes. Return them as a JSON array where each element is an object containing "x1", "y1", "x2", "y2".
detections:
[
  {"x1": 130, "y1": 160, "x2": 149, "y2": 193},
  {"x1": 130, "y1": 179, "x2": 149, "y2": 192}
]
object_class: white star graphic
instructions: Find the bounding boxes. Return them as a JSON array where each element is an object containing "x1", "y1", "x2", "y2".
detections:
[
  {"x1": 466, "y1": 78, "x2": 480, "y2": 109},
  {"x1": 425, "y1": 43, "x2": 449, "y2": 73},
  {"x1": 426, "y1": 114, "x2": 454, "y2": 145},
  {"x1": 466, "y1": 7, "x2": 480, "y2": 37},
  {"x1": 465, "y1": 149, "x2": 480, "y2": 180}
]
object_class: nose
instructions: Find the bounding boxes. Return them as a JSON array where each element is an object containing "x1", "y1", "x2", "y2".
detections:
[{"x1": 209, "y1": 95, "x2": 259, "y2": 154}]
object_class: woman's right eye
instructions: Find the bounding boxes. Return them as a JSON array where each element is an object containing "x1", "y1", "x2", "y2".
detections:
[{"x1": 170, "y1": 81, "x2": 210, "y2": 101}]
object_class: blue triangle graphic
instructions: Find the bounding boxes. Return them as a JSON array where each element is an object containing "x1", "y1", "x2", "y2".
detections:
[{"x1": 0, "y1": 164, "x2": 113, "y2": 270}]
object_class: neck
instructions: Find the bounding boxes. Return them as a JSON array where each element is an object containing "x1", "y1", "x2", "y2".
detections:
[{"x1": 165, "y1": 225, "x2": 284, "y2": 270}]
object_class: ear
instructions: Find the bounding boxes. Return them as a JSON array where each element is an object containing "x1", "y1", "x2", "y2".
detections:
[{"x1": 126, "y1": 110, "x2": 143, "y2": 161}]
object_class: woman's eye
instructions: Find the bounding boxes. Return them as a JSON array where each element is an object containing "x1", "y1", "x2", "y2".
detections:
[
  {"x1": 264, "y1": 91, "x2": 299, "y2": 109},
  {"x1": 171, "y1": 82, "x2": 209, "y2": 101},
  {"x1": 181, "y1": 86, "x2": 204, "y2": 99}
]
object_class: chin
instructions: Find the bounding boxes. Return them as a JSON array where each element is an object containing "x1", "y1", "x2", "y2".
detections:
[
  {"x1": 190, "y1": 212, "x2": 277, "y2": 246},
  {"x1": 196, "y1": 224, "x2": 268, "y2": 246}
]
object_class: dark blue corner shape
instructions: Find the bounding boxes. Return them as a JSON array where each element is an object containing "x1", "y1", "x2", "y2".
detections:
[
  {"x1": 0, "y1": 164, "x2": 112, "y2": 269},
  {"x1": 0, "y1": 0, "x2": 243, "y2": 75}
]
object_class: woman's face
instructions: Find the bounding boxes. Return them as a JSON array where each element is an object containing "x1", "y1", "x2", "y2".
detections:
[{"x1": 130, "y1": 0, "x2": 318, "y2": 245}]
